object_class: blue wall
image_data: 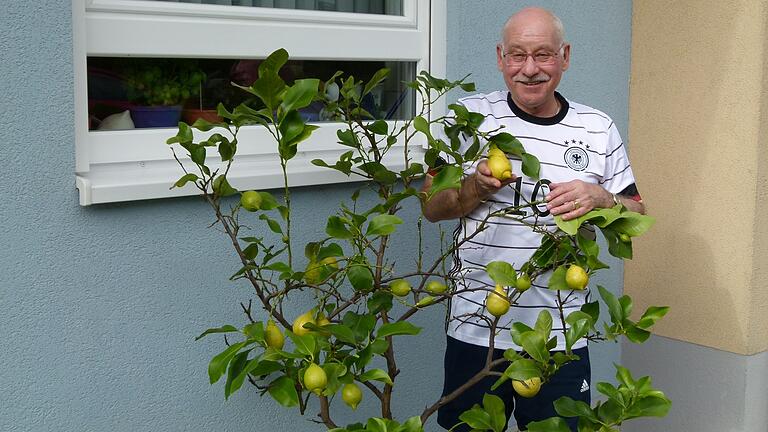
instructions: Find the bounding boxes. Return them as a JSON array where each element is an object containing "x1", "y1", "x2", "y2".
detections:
[{"x1": 0, "y1": 1, "x2": 632, "y2": 431}]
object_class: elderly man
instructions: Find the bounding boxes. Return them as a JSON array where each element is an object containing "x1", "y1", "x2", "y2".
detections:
[{"x1": 421, "y1": 7, "x2": 645, "y2": 432}]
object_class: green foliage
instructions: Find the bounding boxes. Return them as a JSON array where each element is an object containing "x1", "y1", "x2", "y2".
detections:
[
  {"x1": 123, "y1": 58, "x2": 205, "y2": 106},
  {"x1": 168, "y1": 48, "x2": 669, "y2": 432}
]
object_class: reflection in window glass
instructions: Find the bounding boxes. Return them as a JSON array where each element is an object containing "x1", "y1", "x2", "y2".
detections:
[
  {"x1": 131, "y1": 0, "x2": 403, "y2": 15},
  {"x1": 87, "y1": 57, "x2": 415, "y2": 130}
]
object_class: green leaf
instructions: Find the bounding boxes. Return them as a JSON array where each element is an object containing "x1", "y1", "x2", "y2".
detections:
[
  {"x1": 256, "y1": 191, "x2": 279, "y2": 210},
  {"x1": 565, "y1": 319, "x2": 591, "y2": 351},
  {"x1": 326, "y1": 216, "x2": 353, "y2": 239},
  {"x1": 321, "y1": 362, "x2": 348, "y2": 396},
  {"x1": 485, "y1": 261, "x2": 517, "y2": 286},
  {"x1": 520, "y1": 152, "x2": 541, "y2": 179},
  {"x1": 368, "y1": 119, "x2": 388, "y2": 135},
  {"x1": 481, "y1": 394, "x2": 507, "y2": 432},
  {"x1": 526, "y1": 417, "x2": 571, "y2": 432},
  {"x1": 609, "y1": 212, "x2": 656, "y2": 237},
  {"x1": 172, "y1": 173, "x2": 198, "y2": 189},
  {"x1": 599, "y1": 286, "x2": 624, "y2": 324},
  {"x1": 286, "y1": 330, "x2": 316, "y2": 357},
  {"x1": 427, "y1": 165, "x2": 463, "y2": 198},
  {"x1": 347, "y1": 261, "x2": 374, "y2": 291},
  {"x1": 337, "y1": 129, "x2": 359, "y2": 148},
  {"x1": 625, "y1": 325, "x2": 651, "y2": 343},
  {"x1": 554, "y1": 215, "x2": 580, "y2": 235},
  {"x1": 195, "y1": 325, "x2": 238, "y2": 341},
  {"x1": 208, "y1": 341, "x2": 248, "y2": 384},
  {"x1": 279, "y1": 110, "x2": 306, "y2": 146},
  {"x1": 324, "y1": 324, "x2": 357, "y2": 344},
  {"x1": 377, "y1": 321, "x2": 421, "y2": 338},
  {"x1": 167, "y1": 122, "x2": 194, "y2": 145},
  {"x1": 241, "y1": 359, "x2": 283, "y2": 378},
  {"x1": 280, "y1": 78, "x2": 319, "y2": 113},
  {"x1": 581, "y1": 301, "x2": 600, "y2": 323},
  {"x1": 242, "y1": 322, "x2": 264, "y2": 340},
  {"x1": 399, "y1": 416, "x2": 423, "y2": 432},
  {"x1": 615, "y1": 364, "x2": 636, "y2": 389},
  {"x1": 224, "y1": 350, "x2": 250, "y2": 399},
  {"x1": 212, "y1": 175, "x2": 238, "y2": 197},
  {"x1": 259, "y1": 214, "x2": 283, "y2": 234},
  {"x1": 632, "y1": 394, "x2": 672, "y2": 418},
  {"x1": 503, "y1": 358, "x2": 540, "y2": 381},
  {"x1": 367, "y1": 291, "x2": 394, "y2": 314},
  {"x1": 554, "y1": 397, "x2": 599, "y2": 421},
  {"x1": 595, "y1": 382, "x2": 623, "y2": 403},
  {"x1": 534, "y1": 310, "x2": 553, "y2": 337},
  {"x1": 510, "y1": 322, "x2": 534, "y2": 346},
  {"x1": 366, "y1": 214, "x2": 403, "y2": 236},
  {"x1": 520, "y1": 331, "x2": 549, "y2": 363},
  {"x1": 458, "y1": 406, "x2": 494, "y2": 431},
  {"x1": 489, "y1": 133, "x2": 524, "y2": 156},
  {"x1": 636, "y1": 306, "x2": 670, "y2": 329},
  {"x1": 359, "y1": 368, "x2": 393, "y2": 385},
  {"x1": 267, "y1": 376, "x2": 299, "y2": 407},
  {"x1": 413, "y1": 116, "x2": 433, "y2": 140},
  {"x1": 342, "y1": 312, "x2": 376, "y2": 343},
  {"x1": 548, "y1": 265, "x2": 570, "y2": 290},
  {"x1": 363, "y1": 68, "x2": 390, "y2": 96}
]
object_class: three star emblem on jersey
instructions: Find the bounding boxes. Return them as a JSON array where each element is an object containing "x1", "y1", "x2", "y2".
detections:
[{"x1": 564, "y1": 146, "x2": 589, "y2": 171}]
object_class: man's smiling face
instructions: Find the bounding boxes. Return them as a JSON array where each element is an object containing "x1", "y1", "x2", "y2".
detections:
[{"x1": 496, "y1": 8, "x2": 570, "y2": 117}]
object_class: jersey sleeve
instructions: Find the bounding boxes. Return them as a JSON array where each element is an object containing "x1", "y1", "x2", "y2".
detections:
[{"x1": 600, "y1": 123, "x2": 638, "y2": 196}]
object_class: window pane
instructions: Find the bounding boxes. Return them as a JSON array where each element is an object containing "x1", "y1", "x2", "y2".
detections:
[
  {"x1": 129, "y1": 0, "x2": 404, "y2": 15},
  {"x1": 87, "y1": 57, "x2": 415, "y2": 130}
]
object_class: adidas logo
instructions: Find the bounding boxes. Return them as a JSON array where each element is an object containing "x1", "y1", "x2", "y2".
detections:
[{"x1": 580, "y1": 379, "x2": 590, "y2": 393}]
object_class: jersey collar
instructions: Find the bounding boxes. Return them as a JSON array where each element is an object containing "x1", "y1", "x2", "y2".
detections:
[{"x1": 506, "y1": 91, "x2": 569, "y2": 125}]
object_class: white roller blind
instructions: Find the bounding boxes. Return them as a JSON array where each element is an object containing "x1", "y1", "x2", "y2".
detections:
[{"x1": 132, "y1": 0, "x2": 403, "y2": 15}]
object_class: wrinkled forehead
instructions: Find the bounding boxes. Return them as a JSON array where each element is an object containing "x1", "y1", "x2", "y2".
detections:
[{"x1": 501, "y1": 13, "x2": 564, "y2": 49}]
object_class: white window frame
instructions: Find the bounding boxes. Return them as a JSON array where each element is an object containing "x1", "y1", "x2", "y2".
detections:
[{"x1": 72, "y1": 0, "x2": 446, "y2": 205}]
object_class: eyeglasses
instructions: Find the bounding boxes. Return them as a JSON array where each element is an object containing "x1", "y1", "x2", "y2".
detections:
[{"x1": 501, "y1": 48, "x2": 562, "y2": 66}]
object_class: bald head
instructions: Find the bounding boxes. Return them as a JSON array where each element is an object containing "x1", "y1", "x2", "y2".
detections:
[{"x1": 500, "y1": 7, "x2": 565, "y2": 49}]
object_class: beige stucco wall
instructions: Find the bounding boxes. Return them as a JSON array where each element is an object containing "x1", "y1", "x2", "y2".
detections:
[{"x1": 626, "y1": 0, "x2": 768, "y2": 354}]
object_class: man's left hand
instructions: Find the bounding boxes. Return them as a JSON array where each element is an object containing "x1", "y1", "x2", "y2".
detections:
[{"x1": 546, "y1": 180, "x2": 613, "y2": 220}]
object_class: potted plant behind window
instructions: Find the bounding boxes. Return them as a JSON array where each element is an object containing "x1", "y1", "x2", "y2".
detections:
[{"x1": 124, "y1": 59, "x2": 206, "y2": 128}]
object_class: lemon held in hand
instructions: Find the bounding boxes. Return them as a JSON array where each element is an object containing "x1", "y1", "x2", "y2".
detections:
[
  {"x1": 512, "y1": 377, "x2": 542, "y2": 398},
  {"x1": 487, "y1": 155, "x2": 512, "y2": 181},
  {"x1": 565, "y1": 265, "x2": 589, "y2": 290},
  {"x1": 303, "y1": 363, "x2": 328, "y2": 395},
  {"x1": 486, "y1": 284, "x2": 510, "y2": 317},
  {"x1": 341, "y1": 383, "x2": 363, "y2": 410},
  {"x1": 240, "y1": 190, "x2": 263, "y2": 211}
]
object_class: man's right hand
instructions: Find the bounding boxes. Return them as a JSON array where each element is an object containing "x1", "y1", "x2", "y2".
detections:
[{"x1": 421, "y1": 159, "x2": 516, "y2": 222}]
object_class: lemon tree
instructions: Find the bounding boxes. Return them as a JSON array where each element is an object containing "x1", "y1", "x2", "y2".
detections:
[{"x1": 169, "y1": 49, "x2": 670, "y2": 432}]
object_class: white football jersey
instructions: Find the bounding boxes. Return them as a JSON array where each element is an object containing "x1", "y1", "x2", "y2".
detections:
[{"x1": 443, "y1": 91, "x2": 637, "y2": 351}]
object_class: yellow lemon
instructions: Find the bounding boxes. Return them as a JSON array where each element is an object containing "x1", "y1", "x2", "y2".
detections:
[
  {"x1": 389, "y1": 279, "x2": 412, "y2": 297},
  {"x1": 240, "y1": 190, "x2": 263, "y2": 211},
  {"x1": 303, "y1": 363, "x2": 328, "y2": 394},
  {"x1": 341, "y1": 383, "x2": 363, "y2": 410},
  {"x1": 515, "y1": 272, "x2": 532, "y2": 292},
  {"x1": 565, "y1": 265, "x2": 589, "y2": 290},
  {"x1": 292, "y1": 310, "x2": 315, "y2": 336},
  {"x1": 487, "y1": 156, "x2": 512, "y2": 181},
  {"x1": 488, "y1": 146, "x2": 505, "y2": 158},
  {"x1": 264, "y1": 319, "x2": 285, "y2": 349},
  {"x1": 486, "y1": 284, "x2": 510, "y2": 317},
  {"x1": 512, "y1": 377, "x2": 542, "y2": 398}
]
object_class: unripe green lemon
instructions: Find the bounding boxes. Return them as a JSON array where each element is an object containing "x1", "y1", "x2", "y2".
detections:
[
  {"x1": 619, "y1": 233, "x2": 631, "y2": 242},
  {"x1": 341, "y1": 382, "x2": 363, "y2": 410},
  {"x1": 515, "y1": 272, "x2": 532, "y2": 292},
  {"x1": 240, "y1": 190, "x2": 263, "y2": 211},
  {"x1": 425, "y1": 280, "x2": 448, "y2": 295},
  {"x1": 486, "y1": 284, "x2": 510, "y2": 317},
  {"x1": 512, "y1": 377, "x2": 542, "y2": 398},
  {"x1": 303, "y1": 363, "x2": 328, "y2": 394},
  {"x1": 565, "y1": 265, "x2": 589, "y2": 290},
  {"x1": 264, "y1": 319, "x2": 285, "y2": 349},
  {"x1": 389, "y1": 279, "x2": 412, "y2": 297},
  {"x1": 416, "y1": 296, "x2": 436, "y2": 308}
]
